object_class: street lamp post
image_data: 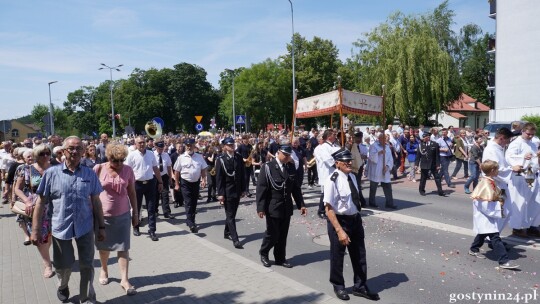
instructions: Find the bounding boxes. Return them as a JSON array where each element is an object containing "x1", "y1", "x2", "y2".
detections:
[
  {"x1": 288, "y1": 0, "x2": 297, "y2": 129},
  {"x1": 225, "y1": 69, "x2": 237, "y2": 138},
  {"x1": 99, "y1": 63, "x2": 123, "y2": 138},
  {"x1": 48, "y1": 81, "x2": 58, "y2": 135}
]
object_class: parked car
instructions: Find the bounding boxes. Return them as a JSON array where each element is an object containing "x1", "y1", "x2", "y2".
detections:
[{"x1": 483, "y1": 121, "x2": 525, "y2": 139}]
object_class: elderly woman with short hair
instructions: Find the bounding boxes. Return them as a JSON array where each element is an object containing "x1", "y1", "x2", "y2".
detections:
[
  {"x1": 93, "y1": 142, "x2": 138, "y2": 296},
  {"x1": 13, "y1": 144, "x2": 54, "y2": 278}
]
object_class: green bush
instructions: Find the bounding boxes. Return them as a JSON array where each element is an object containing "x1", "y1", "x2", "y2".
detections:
[{"x1": 521, "y1": 114, "x2": 540, "y2": 135}]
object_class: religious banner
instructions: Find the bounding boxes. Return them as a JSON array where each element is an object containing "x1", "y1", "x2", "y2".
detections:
[{"x1": 295, "y1": 89, "x2": 383, "y2": 118}]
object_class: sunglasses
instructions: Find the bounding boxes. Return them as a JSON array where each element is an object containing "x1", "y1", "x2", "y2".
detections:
[
  {"x1": 39, "y1": 152, "x2": 51, "y2": 157},
  {"x1": 110, "y1": 158, "x2": 125, "y2": 163}
]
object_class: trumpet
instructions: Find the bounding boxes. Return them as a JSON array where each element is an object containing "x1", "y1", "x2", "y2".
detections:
[{"x1": 306, "y1": 157, "x2": 317, "y2": 168}]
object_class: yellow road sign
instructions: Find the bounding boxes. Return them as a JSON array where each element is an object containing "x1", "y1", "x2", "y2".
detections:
[{"x1": 195, "y1": 115, "x2": 203, "y2": 123}]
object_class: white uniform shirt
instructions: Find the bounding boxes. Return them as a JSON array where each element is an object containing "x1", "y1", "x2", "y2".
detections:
[
  {"x1": 323, "y1": 170, "x2": 360, "y2": 215},
  {"x1": 154, "y1": 151, "x2": 172, "y2": 176},
  {"x1": 173, "y1": 152, "x2": 208, "y2": 182},
  {"x1": 314, "y1": 142, "x2": 339, "y2": 189},
  {"x1": 125, "y1": 149, "x2": 158, "y2": 181}
]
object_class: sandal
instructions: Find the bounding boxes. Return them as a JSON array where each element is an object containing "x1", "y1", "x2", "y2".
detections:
[
  {"x1": 122, "y1": 285, "x2": 137, "y2": 296},
  {"x1": 99, "y1": 277, "x2": 109, "y2": 285},
  {"x1": 43, "y1": 266, "x2": 55, "y2": 278}
]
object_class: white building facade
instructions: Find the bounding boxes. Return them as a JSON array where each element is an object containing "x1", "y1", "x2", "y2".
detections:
[{"x1": 490, "y1": 0, "x2": 540, "y2": 122}]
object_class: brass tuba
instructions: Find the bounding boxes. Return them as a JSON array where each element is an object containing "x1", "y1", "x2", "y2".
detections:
[{"x1": 145, "y1": 120, "x2": 162, "y2": 139}]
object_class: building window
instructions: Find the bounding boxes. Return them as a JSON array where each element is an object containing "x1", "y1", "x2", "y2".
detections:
[{"x1": 11, "y1": 129, "x2": 19, "y2": 137}]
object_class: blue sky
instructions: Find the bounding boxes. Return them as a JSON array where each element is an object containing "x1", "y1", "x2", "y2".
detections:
[{"x1": 0, "y1": 0, "x2": 494, "y2": 121}]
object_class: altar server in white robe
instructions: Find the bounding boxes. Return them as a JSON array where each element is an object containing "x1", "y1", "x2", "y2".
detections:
[
  {"x1": 505, "y1": 123, "x2": 540, "y2": 238},
  {"x1": 367, "y1": 133, "x2": 396, "y2": 209}
]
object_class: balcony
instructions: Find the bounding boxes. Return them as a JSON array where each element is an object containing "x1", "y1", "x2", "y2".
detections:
[
  {"x1": 487, "y1": 37, "x2": 496, "y2": 54},
  {"x1": 489, "y1": 0, "x2": 496, "y2": 19},
  {"x1": 487, "y1": 72, "x2": 495, "y2": 91}
]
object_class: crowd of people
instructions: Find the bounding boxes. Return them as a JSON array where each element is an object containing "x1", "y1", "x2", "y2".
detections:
[{"x1": 0, "y1": 120, "x2": 539, "y2": 302}]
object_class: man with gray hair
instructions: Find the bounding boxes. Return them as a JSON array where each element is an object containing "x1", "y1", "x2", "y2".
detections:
[{"x1": 32, "y1": 136, "x2": 106, "y2": 303}]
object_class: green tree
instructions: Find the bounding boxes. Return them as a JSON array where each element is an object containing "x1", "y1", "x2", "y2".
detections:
[
  {"x1": 30, "y1": 104, "x2": 49, "y2": 132},
  {"x1": 280, "y1": 34, "x2": 344, "y2": 128},
  {"x1": 458, "y1": 24, "x2": 494, "y2": 106},
  {"x1": 168, "y1": 63, "x2": 220, "y2": 132},
  {"x1": 353, "y1": 6, "x2": 461, "y2": 125},
  {"x1": 64, "y1": 86, "x2": 102, "y2": 136},
  {"x1": 219, "y1": 59, "x2": 290, "y2": 132}
]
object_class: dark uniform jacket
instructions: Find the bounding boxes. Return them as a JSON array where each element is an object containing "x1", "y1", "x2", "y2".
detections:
[
  {"x1": 216, "y1": 152, "x2": 246, "y2": 200},
  {"x1": 256, "y1": 158, "x2": 305, "y2": 218},
  {"x1": 415, "y1": 141, "x2": 441, "y2": 169}
]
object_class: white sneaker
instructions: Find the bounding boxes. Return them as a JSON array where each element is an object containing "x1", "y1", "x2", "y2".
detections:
[
  {"x1": 499, "y1": 262, "x2": 519, "y2": 269},
  {"x1": 468, "y1": 250, "x2": 486, "y2": 259}
]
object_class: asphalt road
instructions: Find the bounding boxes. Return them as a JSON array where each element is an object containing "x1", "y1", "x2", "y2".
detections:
[{"x1": 153, "y1": 176, "x2": 539, "y2": 304}]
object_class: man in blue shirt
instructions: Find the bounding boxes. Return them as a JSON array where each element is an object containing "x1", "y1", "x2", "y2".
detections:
[{"x1": 32, "y1": 136, "x2": 105, "y2": 304}]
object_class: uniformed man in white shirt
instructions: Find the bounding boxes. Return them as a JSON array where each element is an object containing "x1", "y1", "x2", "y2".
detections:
[
  {"x1": 314, "y1": 130, "x2": 339, "y2": 219},
  {"x1": 125, "y1": 136, "x2": 164, "y2": 241},
  {"x1": 154, "y1": 141, "x2": 175, "y2": 219},
  {"x1": 174, "y1": 138, "x2": 208, "y2": 233},
  {"x1": 324, "y1": 148, "x2": 380, "y2": 301}
]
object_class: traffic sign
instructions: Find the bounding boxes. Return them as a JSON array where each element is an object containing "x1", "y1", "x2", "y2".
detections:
[
  {"x1": 195, "y1": 115, "x2": 203, "y2": 123},
  {"x1": 235, "y1": 115, "x2": 246, "y2": 124},
  {"x1": 195, "y1": 123, "x2": 203, "y2": 131}
]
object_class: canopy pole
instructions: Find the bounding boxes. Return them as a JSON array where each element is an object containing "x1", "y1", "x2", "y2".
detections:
[
  {"x1": 381, "y1": 84, "x2": 385, "y2": 126},
  {"x1": 338, "y1": 76, "x2": 344, "y2": 146},
  {"x1": 290, "y1": 89, "x2": 298, "y2": 143}
]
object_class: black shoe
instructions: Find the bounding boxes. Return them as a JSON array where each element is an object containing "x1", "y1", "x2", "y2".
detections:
[
  {"x1": 260, "y1": 255, "x2": 271, "y2": 267},
  {"x1": 352, "y1": 286, "x2": 380, "y2": 301},
  {"x1": 318, "y1": 213, "x2": 328, "y2": 219},
  {"x1": 57, "y1": 287, "x2": 69, "y2": 302},
  {"x1": 224, "y1": 234, "x2": 232, "y2": 240},
  {"x1": 206, "y1": 199, "x2": 212, "y2": 203},
  {"x1": 173, "y1": 201, "x2": 179, "y2": 208},
  {"x1": 419, "y1": 191, "x2": 426, "y2": 196},
  {"x1": 212, "y1": 197, "x2": 219, "y2": 202},
  {"x1": 233, "y1": 241, "x2": 244, "y2": 249},
  {"x1": 133, "y1": 228, "x2": 141, "y2": 236},
  {"x1": 438, "y1": 192, "x2": 448, "y2": 197},
  {"x1": 334, "y1": 289, "x2": 350, "y2": 301},
  {"x1": 190, "y1": 226, "x2": 199, "y2": 233},
  {"x1": 368, "y1": 204, "x2": 379, "y2": 209},
  {"x1": 148, "y1": 232, "x2": 159, "y2": 241},
  {"x1": 164, "y1": 213, "x2": 176, "y2": 219},
  {"x1": 276, "y1": 261, "x2": 293, "y2": 268},
  {"x1": 246, "y1": 193, "x2": 253, "y2": 198}
]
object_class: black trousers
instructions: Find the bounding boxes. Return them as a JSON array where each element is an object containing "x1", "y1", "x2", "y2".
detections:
[
  {"x1": 156, "y1": 174, "x2": 172, "y2": 215},
  {"x1": 354, "y1": 170, "x2": 367, "y2": 206},
  {"x1": 419, "y1": 168, "x2": 444, "y2": 194},
  {"x1": 328, "y1": 213, "x2": 367, "y2": 290},
  {"x1": 307, "y1": 166, "x2": 317, "y2": 186},
  {"x1": 368, "y1": 181, "x2": 394, "y2": 207},
  {"x1": 259, "y1": 215, "x2": 291, "y2": 263},
  {"x1": 135, "y1": 177, "x2": 157, "y2": 232},
  {"x1": 207, "y1": 172, "x2": 216, "y2": 200},
  {"x1": 244, "y1": 166, "x2": 253, "y2": 193},
  {"x1": 180, "y1": 178, "x2": 200, "y2": 228},
  {"x1": 224, "y1": 198, "x2": 240, "y2": 241}
]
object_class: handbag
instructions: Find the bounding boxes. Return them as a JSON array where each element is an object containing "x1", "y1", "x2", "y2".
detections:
[
  {"x1": 11, "y1": 200, "x2": 32, "y2": 217},
  {"x1": 11, "y1": 165, "x2": 35, "y2": 218},
  {"x1": 442, "y1": 138, "x2": 456, "y2": 162}
]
